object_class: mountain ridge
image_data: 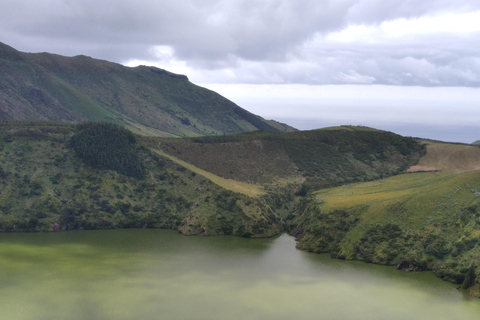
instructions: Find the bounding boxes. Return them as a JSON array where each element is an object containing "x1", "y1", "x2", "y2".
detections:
[{"x1": 0, "y1": 41, "x2": 294, "y2": 137}]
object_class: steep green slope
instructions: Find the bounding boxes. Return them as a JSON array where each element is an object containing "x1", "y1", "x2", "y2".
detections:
[
  {"x1": 291, "y1": 171, "x2": 480, "y2": 292},
  {"x1": 150, "y1": 126, "x2": 425, "y2": 189},
  {"x1": 0, "y1": 121, "x2": 283, "y2": 237},
  {"x1": 0, "y1": 42, "x2": 294, "y2": 137}
]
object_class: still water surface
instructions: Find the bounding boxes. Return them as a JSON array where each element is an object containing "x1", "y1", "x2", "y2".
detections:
[{"x1": 0, "y1": 229, "x2": 478, "y2": 320}]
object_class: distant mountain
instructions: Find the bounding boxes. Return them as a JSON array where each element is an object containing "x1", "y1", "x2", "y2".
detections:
[{"x1": 0, "y1": 42, "x2": 294, "y2": 136}]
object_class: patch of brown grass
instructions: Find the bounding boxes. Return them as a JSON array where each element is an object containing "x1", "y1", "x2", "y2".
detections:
[{"x1": 407, "y1": 141, "x2": 480, "y2": 173}]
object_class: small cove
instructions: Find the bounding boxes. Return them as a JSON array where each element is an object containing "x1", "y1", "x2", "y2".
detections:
[{"x1": 0, "y1": 229, "x2": 478, "y2": 320}]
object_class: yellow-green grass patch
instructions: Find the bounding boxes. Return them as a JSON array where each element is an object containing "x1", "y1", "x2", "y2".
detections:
[
  {"x1": 314, "y1": 171, "x2": 480, "y2": 228},
  {"x1": 151, "y1": 149, "x2": 265, "y2": 197},
  {"x1": 316, "y1": 172, "x2": 451, "y2": 211}
]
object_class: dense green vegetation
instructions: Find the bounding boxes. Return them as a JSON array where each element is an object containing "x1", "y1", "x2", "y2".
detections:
[
  {"x1": 68, "y1": 123, "x2": 146, "y2": 179},
  {"x1": 280, "y1": 127, "x2": 423, "y2": 188},
  {"x1": 0, "y1": 121, "x2": 282, "y2": 237}
]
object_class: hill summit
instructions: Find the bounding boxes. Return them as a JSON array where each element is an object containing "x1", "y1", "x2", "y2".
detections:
[{"x1": 0, "y1": 42, "x2": 294, "y2": 137}]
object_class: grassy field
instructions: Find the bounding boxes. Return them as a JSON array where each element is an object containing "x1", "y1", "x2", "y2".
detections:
[{"x1": 315, "y1": 171, "x2": 480, "y2": 226}]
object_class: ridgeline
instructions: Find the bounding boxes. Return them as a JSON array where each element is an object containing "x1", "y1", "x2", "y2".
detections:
[{"x1": 0, "y1": 42, "x2": 294, "y2": 137}]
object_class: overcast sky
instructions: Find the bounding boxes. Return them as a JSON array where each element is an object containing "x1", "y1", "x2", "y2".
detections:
[{"x1": 1, "y1": 0, "x2": 479, "y2": 142}]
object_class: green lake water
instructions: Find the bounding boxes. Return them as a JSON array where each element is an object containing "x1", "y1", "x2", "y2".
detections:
[{"x1": 0, "y1": 229, "x2": 478, "y2": 320}]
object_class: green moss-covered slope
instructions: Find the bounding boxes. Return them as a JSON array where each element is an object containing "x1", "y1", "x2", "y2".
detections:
[{"x1": 0, "y1": 121, "x2": 283, "y2": 237}]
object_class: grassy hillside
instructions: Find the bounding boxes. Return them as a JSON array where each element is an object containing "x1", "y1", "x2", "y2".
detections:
[
  {"x1": 0, "y1": 41, "x2": 294, "y2": 137},
  {"x1": 0, "y1": 121, "x2": 283, "y2": 237},
  {"x1": 149, "y1": 126, "x2": 425, "y2": 190},
  {"x1": 292, "y1": 171, "x2": 480, "y2": 293},
  {"x1": 408, "y1": 140, "x2": 480, "y2": 173}
]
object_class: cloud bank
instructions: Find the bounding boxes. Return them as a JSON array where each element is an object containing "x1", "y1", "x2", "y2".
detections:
[{"x1": 1, "y1": 0, "x2": 480, "y2": 86}]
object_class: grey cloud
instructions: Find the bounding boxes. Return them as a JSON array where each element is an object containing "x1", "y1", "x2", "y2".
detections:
[
  {"x1": 218, "y1": 28, "x2": 480, "y2": 86},
  {"x1": 347, "y1": 0, "x2": 480, "y2": 24},
  {"x1": 0, "y1": 0, "x2": 355, "y2": 61},
  {"x1": 1, "y1": 0, "x2": 480, "y2": 87},
  {"x1": 210, "y1": 36, "x2": 480, "y2": 86}
]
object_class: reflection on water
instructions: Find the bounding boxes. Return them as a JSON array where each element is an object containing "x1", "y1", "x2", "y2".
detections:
[{"x1": 0, "y1": 230, "x2": 478, "y2": 320}]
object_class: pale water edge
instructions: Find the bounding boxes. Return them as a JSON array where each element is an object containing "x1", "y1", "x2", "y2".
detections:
[{"x1": 0, "y1": 229, "x2": 478, "y2": 320}]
